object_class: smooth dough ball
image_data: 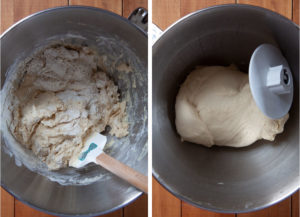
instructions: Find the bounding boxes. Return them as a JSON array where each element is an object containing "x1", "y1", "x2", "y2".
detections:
[{"x1": 175, "y1": 65, "x2": 289, "y2": 148}]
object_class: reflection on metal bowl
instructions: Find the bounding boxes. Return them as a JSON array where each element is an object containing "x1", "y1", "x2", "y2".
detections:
[
  {"x1": 1, "y1": 6, "x2": 147, "y2": 216},
  {"x1": 153, "y1": 4, "x2": 299, "y2": 213}
]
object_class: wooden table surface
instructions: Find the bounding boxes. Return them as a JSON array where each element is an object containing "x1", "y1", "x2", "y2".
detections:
[
  {"x1": 152, "y1": 0, "x2": 299, "y2": 217},
  {"x1": 1, "y1": 0, "x2": 300, "y2": 217},
  {"x1": 0, "y1": 1, "x2": 147, "y2": 217}
]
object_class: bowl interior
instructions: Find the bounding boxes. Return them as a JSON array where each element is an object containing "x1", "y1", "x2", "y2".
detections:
[
  {"x1": 1, "y1": 6, "x2": 147, "y2": 216},
  {"x1": 153, "y1": 5, "x2": 299, "y2": 213}
]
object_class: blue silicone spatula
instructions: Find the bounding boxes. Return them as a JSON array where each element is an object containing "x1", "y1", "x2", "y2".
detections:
[{"x1": 69, "y1": 132, "x2": 148, "y2": 193}]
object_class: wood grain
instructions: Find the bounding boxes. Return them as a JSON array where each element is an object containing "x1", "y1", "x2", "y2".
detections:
[
  {"x1": 152, "y1": 0, "x2": 180, "y2": 30},
  {"x1": 1, "y1": 0, "x2": 147, "y2": 216},
  {"x1": 293, "y1": 0, "x2": 300, "y2": 24},
  {"x1": 1, "y1": 188, "x2": 14, "y2": 217},
  {"x1": 179, "y1": 1, "x2": 235, "y2": 216},
  {"x1": 1, "y1": 0, "x2": 67, "y2": 33},
  {"x1": 180, "y1": 0, "x2": 235, "y2": 17},
  {"x1": 1, "y1": 0, "x2": 14, "y2": 33},
  {"x1": 237, "y1": 0, "x2": 292, "y2": 19},
  {"x1": 292, "y1": 191, "x2": 299, "y2": 217},
  {"x1": 123, "y1": 0, "x2": 148, "y2": 17},
  {"x1": 124, "y1": 194, "x2": 148, "y2": 217},
  {"x1": 182, "y1": 202, "x2": 235, "y2": 217},
  {"x1": 69, "y1": 0, "x2": 122, "y2": 15},
  {"x1": 153, "y1": 178, "x2": 181, "y2": 217},
  {"x1": 100, "y1": 209, "x2": 123, "y2": 217},
  {"x1": 9, "y1": 192, "x2": 148, "y2": 217},
  {"x1": 1, "y1": 2, "x2": 66, "y2": 217},
  {"x1": 237, "y1": 197, "x2": 291, "y2": 217},
  {"x1": 152, "y1": 0, "x2": 298, "y2": 216},
  {"x1": 15, "y1": 200, "x2": 53, "y2": 217}
]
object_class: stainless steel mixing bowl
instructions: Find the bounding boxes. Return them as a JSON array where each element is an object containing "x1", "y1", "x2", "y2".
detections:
[
  {"x1": 153, "y1": 4, "x2": 299, "y2": 213},
  {"x1": 1, "y1": 6, "x2": 147, "y2": 216}
]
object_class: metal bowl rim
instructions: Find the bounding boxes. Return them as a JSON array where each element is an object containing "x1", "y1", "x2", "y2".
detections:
[
  {"x1": 152, "y1": 170, "x2": 299, "y2": 213},
  {"x1": 152, "y1": 3, "x2": 299, "y2": 213},
  {"x1": 1, "y1": 5, "x2": 147, "y2": 216},
  {"x1": 0, "y1": 5, "x2": 147, "y2": 39},
  {"x1": 1, "y1": 182, "x2": 144, "y2": 217},
  {"x1": 153, "y1": 3, "x2": 299, "y2": 48}
]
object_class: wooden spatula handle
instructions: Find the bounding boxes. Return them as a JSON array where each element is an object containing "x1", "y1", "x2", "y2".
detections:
[{"x1": 96, "y1": 153, "x2": 148, "y2": 193}]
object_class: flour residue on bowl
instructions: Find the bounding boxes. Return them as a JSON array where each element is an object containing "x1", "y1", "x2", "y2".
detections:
[
  {"x1": 1, "y1": 34, "x2": 147, "y2": 185},
  {"x1": 6, "y1": 43, "x2": 129, "y2": 170}
]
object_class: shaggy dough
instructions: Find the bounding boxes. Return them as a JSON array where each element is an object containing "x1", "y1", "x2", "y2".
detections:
[
  {"x1": 8, "y1": 44, "x2": 128, "y2": 170},
  {"x1": 175, "y1": 65, "x2": 289, "y2": 148}
]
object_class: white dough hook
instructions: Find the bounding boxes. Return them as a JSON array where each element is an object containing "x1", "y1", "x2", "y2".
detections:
[{"x1": 249, "y1": 44, "x2": 294, "y2": 119}]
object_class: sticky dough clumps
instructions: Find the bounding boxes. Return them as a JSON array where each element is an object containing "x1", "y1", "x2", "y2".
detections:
[
  {"x1": 175, "y1": 65, "x2": 288, "y2": 148},
  {"x1": 8, "y1": 44, "x2": 128, "y2": 170}
]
